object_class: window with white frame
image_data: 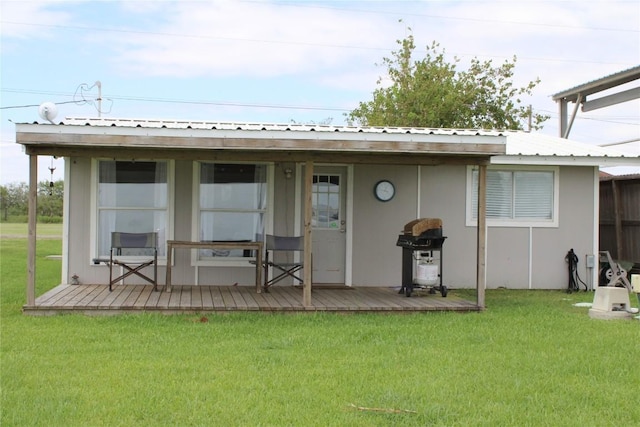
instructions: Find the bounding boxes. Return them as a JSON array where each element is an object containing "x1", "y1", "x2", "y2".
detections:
[
  {"x1": 467, "y1": 166, "x2": 558, "y2": 227},
  {"x1": 96, "y1": 160, "x2": 171, "y2": 257},
  {"x1": 196, "y1": 162, "x2": 267, "y2": 259}
]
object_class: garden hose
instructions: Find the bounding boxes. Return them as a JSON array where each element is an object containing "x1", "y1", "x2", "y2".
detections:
[{"x1": 565, "y1": 248, "x2": 587, "y2": 293}]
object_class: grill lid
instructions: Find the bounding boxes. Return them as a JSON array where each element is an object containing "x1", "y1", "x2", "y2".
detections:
[{"x1": 403, "y1": 218, "x2": 442, "y2": 236}]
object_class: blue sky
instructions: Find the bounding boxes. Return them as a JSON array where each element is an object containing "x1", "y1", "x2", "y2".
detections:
[{"x1": 1, "y1": 0, "x2": 639, "y2": 184}]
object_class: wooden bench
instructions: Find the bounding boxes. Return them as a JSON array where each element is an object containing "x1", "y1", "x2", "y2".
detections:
[{"x1": 165, "y1": 240, "x2": 263, "y2": 293}]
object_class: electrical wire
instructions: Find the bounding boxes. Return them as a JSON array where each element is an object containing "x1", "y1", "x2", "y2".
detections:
[{"x1": 0, "y1": 100, "x2": 77, "y2": 110}]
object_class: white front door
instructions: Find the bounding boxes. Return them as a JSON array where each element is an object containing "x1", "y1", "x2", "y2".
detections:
[{"x1": 310, "y1": 166, "x2": 347, "y2": 284}]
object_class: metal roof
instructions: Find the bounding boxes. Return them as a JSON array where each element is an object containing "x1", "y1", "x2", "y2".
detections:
[
  {"x1": 16, "y1": 117, "x2": 509, "y2": 161},
  {"x1": 16, "y1": 117, "x2": 638, "y2": 166},
  {"x1": 551, "y1": 65, "x2": 640, "y2": 102},
  {"x1": 491, "y1": 131, "x2": 640, "y2": 167},
  {"x1": 41, "y1": 117, "x2": 506, "y2": 137}
]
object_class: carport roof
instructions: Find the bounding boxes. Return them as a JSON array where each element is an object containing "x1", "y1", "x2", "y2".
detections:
[{"x1": 551, "y1": 65, "x2": 640, "y2": 103}]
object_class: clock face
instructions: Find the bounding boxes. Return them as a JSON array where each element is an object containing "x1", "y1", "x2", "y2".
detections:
[{"x1": 374, "y1": 180, "x2": 395, "y2": 202}]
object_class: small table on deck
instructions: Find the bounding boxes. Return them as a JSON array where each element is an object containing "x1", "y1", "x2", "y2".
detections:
[{"x1": 165, "y1": 240, "x2": 263, "y2": 293}]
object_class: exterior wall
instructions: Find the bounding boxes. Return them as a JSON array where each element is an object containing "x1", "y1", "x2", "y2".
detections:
[
  {"x1": 66, "y1": 159, "x2": 271, "y2": 286},
  {"x1": 415, "y1": 165, "x2": 596, "y2": 290},
  {"x1": 66, "y1": 157, "x2": 98, "y2": 285},
  {"x1": 530, "y1": 167, "x2": 595, "y2": 290},
  {"x1": 351, "y1": 164, "x2": 596, "y2": 290},
  {"x1": 419, "y1": 165, "x2": 476, "y2": 288},
  {"x1": 64, "y1": 157, "x2": 597, "y2": 291},
  {"x1": 351, "y1": 164, "x2": 420, "y2": 286}
]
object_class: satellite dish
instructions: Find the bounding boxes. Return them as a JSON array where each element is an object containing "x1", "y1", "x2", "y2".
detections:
[{"x1": 38, "y1": 102, "x2": 58, "y2": 123}]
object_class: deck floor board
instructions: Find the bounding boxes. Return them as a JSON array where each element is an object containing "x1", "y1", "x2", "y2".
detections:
[{"x1": 25, "y1": 285, "x2": 480, "y2": 315}]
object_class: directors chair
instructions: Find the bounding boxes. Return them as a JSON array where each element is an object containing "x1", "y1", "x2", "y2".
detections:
[
  {"x1": 104, "y1": 232, "x2": 158, "y2": 291},
  {"x1": 263, "y1": 234, "x2": 305, "y2": 291}
]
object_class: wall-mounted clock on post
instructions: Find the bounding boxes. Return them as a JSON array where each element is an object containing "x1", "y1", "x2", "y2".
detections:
[{"x1": 374, "y1": 179, "x2": 395, "y2": 202}]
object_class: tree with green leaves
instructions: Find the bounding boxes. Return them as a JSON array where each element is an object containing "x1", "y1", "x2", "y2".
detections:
[
  {"x1": 0, "y1": 182, "x2": 28, "y2": 221},
  {"x1": 0, "y1": 180, "x2": 64, "y2": 222},
  {"x1": 37, "y1": 180, "x2": 64, "y2": 218},
  {"x1": 346, "y1": 33, "x2": 548, "y2": 130}
]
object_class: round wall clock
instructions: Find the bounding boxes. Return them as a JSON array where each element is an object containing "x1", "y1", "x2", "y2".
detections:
[{"x1": 374, "y1": 180, "x2": 395, "y2": 202}]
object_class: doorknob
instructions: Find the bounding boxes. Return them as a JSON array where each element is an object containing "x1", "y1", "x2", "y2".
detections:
[{"x1": 340, "y1": 220, "x2": 346, "y2": 233}]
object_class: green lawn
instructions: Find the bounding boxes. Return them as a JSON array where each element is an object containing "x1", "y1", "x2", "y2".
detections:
[
  {"x1": 1, "y1": 236, "x2": 639, "y2": 426},
  {"x1": 0, "y1": 222, "x2": 62, "y2": 238}
]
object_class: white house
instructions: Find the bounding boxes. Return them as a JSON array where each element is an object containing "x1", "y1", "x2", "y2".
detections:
[{"x1": 15, "y1": 118, "x2": 639, "y2": 310}]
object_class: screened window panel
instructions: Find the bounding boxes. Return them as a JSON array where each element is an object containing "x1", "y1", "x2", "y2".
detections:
[
  {"x1": 514, "y1": 171, "x2": 553, "y2": 219},
  {"x1": 198, "y1": 163, "x2": 267, "y2": 258},
  {"x1": 486, "y1": 171, "x2": 513, "y2": 218},
  {"x1": 97, "y1": 160, "x2": 168, "y2": 257},
  {"x1": 99, "y1": 161, "x2": 167, "y2": 208},
  {"x1": 472, "y1": 170, "x2": 513, "y2": 219},
  {"x1": 200, "y1": 164, "x2": 267, "y2": 210},
  {"x1": 472, "y1": 169, "x2": 554, "y2": 221}
]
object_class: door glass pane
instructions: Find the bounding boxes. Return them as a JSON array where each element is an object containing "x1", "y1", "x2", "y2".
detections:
[{"x1": 312, "y1": 174, "x2": 340, "y2": 229}]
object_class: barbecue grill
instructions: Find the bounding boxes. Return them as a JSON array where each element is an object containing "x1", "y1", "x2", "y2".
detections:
[{"x1": 396, "y1": 218, "x2": 447, "y2": 297}]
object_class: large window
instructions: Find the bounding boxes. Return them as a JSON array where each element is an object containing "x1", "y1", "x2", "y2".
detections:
[
  {"x1": 96, "y1": 160, "x2": 171, "y2": 257},
  {"x1": 467, "y1": 166, "x2": 558, "y2": 227},
  {"x1": 197, "y1": 162, "x2": 267, "y2": 259}
]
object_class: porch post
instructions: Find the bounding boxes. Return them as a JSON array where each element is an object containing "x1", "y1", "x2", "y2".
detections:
[
  {"x1": 27, "y1": 154, "x2": 38, "y2": 306},
  {"x1": 303, "y1": 160, "x2": 313, "y2": 307},
  {"x1": 476, "y1": 164, "x2": 487, "y2": 309}
]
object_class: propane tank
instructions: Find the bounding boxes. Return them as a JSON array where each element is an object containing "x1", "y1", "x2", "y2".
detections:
[{"x1": 415, "y1": 256, "x2": 438, "y2": 285}]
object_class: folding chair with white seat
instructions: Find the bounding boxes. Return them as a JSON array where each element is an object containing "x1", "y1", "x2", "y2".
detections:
[
  {"x1": 263, "y1": 234, "x2": 305, "y2": 291},
  {"x1": 107, "y1": 232, "x2": 158, "y2": 291}
]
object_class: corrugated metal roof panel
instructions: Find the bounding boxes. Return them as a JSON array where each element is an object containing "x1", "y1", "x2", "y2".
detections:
[
  {"x1": 504, "y1": 132, "x2": 637, "y2": 158},
  {"x1": 21, "y1": 117, "x2": 639, "y2": 165},
  {"x1": 489, "y1": 131, "x2": 639, "y2": 167},
  {"x1": 54, "y1": 117, "x2": 506, "y2": 136}
]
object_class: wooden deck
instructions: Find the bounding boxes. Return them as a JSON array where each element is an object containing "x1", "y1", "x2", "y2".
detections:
[{"x1": 23, "y1": 284, "x2": 481, "y2": 315}]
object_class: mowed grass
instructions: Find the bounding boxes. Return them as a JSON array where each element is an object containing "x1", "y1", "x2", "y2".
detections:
[
  {"x1": 0, "y1": 222, "x2": 62, "y2": 238},
  {"x1": 1, "y1": 236, "x2": 639, "y2": 426}
]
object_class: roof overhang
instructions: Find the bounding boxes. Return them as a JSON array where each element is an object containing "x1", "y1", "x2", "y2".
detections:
[
  {"x1": 491, "y1": 131, "x2": 639, "y2": 168},
  {"x1": 15, "y1": 118, "x2": 507, "y2": 166}
]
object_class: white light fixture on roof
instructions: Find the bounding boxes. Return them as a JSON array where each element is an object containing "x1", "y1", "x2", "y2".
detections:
[{"x1": 38, "y1": 102, "x2": 58, "y2": 124}]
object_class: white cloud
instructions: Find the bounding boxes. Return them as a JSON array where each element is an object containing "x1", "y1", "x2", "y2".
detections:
[
  {"x1": 1, "y1": 0, "x2": 638, "y2": 182},
  {"x1": 0, "y1": 0, "x2": 74, "y2": 39},
  {"x1": 107, "y1": 1, "x2": 397, "y2": 79}
]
